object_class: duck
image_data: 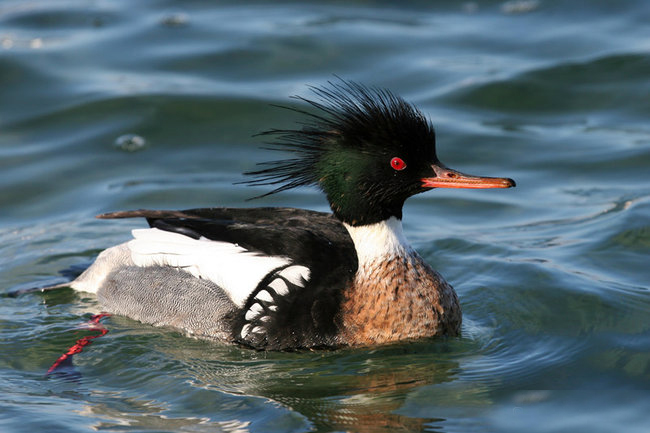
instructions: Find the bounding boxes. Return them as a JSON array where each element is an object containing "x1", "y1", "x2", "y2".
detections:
[{"x1": 64, "y1": 80, "x2": 515, "y2": 350}]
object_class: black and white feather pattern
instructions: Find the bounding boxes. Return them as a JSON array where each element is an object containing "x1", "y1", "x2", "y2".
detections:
[
  {"x1": 127, "y1": 227, "x2": 295, "y2": 308},
  {"x1": 238, "y1": 264, "x2": 310, "y2": 347},
  {"x1": 95, "y1": 207, "x2": 358, "y2": 349}
]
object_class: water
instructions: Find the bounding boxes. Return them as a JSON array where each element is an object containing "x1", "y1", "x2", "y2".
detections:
[{"x1": 1, "y1": 1, "x2": 649, "y2": 432}]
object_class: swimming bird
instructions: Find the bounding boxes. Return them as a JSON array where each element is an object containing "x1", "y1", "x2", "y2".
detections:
[{"x1": 65, "y1": 80, "x2": 515, "y2": 350}]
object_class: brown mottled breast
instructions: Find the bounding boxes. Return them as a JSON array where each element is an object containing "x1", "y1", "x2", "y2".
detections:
[{"x1": 339, "y1": 251, "x2": 461, "y2": 345}]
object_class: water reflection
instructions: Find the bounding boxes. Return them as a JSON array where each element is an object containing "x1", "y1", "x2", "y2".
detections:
[{"x1": 180, "y1": 341, "x2": 460, "y2": 432}]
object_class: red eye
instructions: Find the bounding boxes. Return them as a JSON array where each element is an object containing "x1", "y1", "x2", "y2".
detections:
[{"x1": 390, "y1": 157, "x2": 406, "y2": 171}]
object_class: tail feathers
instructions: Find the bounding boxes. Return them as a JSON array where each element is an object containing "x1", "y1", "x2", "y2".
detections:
[{"x1": 4, "y1": 281, "x2": 71, "y2": 298}]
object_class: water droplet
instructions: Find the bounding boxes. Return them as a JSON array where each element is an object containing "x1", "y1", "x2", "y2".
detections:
[{"x1": 114, "y1": 134, "x2": 146, "y2": 152}]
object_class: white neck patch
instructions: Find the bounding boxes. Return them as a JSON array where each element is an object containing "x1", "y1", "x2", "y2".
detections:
[{"x1": 343, "y1": 216, "x2": 411, "y2": 266}]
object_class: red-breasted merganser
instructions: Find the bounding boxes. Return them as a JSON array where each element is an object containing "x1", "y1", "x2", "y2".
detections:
[{"x1": 65, "y1": 80, "x2": 515, "y2": 350}]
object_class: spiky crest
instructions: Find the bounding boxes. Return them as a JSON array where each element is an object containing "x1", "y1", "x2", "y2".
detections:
[{"x1": 242, "y1": 79, "x2": 436, "y2": 199}]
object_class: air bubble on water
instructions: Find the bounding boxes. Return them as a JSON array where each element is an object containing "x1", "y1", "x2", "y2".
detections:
[
  {"x1": 501, "y1": 0, "x2": 539, "y2": 14},
  {"x1": 462, "y1": 2, "x2": 479, "y2": 13},
  {"x1": 114, "y1": 134, "x2": 147, "y2": 152},
  {"x1": 2, "y1": 37, "x2": 14, "y2": 49},
  {"x1": 161, "y1": 12, "x2": 189, "y2": 27}
]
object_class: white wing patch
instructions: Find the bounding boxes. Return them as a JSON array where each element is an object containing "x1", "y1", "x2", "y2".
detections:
[{"x1": 128, "y1": 228, "x2": 301, "y2": 308}]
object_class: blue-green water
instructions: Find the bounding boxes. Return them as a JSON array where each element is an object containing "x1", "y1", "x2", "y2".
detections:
[{"x1": 1, "y1": 1, "x2": 649, "y2": 432}]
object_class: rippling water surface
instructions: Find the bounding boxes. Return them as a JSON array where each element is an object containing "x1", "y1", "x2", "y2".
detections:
[{"x1": 1, "y1": 1, "x2": 649, "y2": 432}]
